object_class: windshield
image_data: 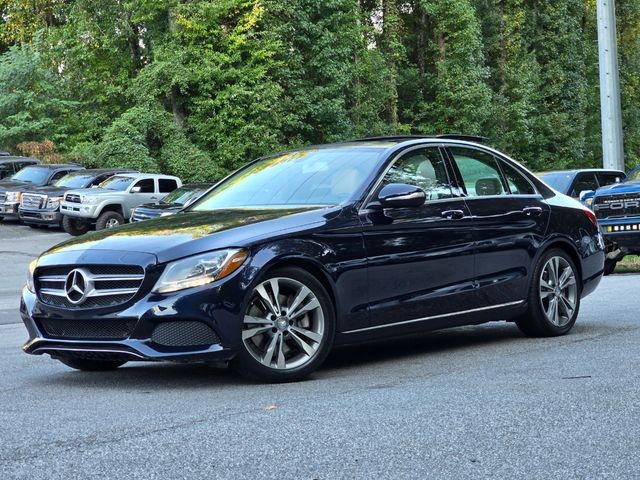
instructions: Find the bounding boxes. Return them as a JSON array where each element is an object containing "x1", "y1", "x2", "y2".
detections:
[
  {"x1": 10, "y1": 167, "x2": 49, "y2": 184},
  {"x1": 100, "y1": 175, "x2": 135, "y2": 191},
  {"x1": 538, "y1": 172, "x2": 573, "y2": 193},
  {"x1": 162, "y1": 186, "x2": 206, "y2": 205},
  {"x1": 54, "y1": 172, "x2": 96, "y2": 189},
  {"x1": 626, "y1": 167, "x2": 640, "y2": 182},
  {"x1": 191, "y1": 148, "x2": 383, "y2": 211}
]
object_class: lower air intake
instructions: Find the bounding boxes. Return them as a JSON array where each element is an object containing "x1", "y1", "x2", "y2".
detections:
[
  {"x1": 151, "y1": 321, "x2": 220, "y2": 347},
  {"x1": 40, "y1": 319, "x2": 135, "y2": 340}
]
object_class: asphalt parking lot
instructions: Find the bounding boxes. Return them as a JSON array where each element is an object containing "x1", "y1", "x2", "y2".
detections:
[{"x1": 1, "y1": 223, "x2": 639, "y2": 479}]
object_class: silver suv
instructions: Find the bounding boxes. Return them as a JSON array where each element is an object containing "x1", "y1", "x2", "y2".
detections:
[{"x1": 60, "y1": 173, "x2": 182, "y2": 235}]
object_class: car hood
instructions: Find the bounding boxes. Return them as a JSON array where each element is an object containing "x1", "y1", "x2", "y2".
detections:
[
  {"x1": 0, "y1": 180, "x2": 35, "y2": 192},
  {"x1": 41, "y1": 206, "x2": 340, "y2": 264},
  {"x1": 594, "y1": 181, "x2": 640, "y2": 196},
  {"x1": 21, "y1": 185, "x2": 71, "y2": 196},
  {"x1": 64, "y1": 187, "x2": 119, "y2": 197}
]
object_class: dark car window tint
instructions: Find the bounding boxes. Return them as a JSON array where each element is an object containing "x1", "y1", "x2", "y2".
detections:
[
  {"x1": 49, "y1": 170, "x2": 69, "y2": 183},
  {"x1": 597, "y1": 173, "x2": 623, "y2": 187},
  {"x1": 570, "y1": 173, "x2": 598, "y2": 198},
  {"x1": 500, "y1": 161, "x2": 535, "y2": 194},
  {"x1": 159, "y1": 179, "x2": 178, "y2": 193},
  {"x1": 449, "y1": 147, "x2": 507, "y2": 197},
  {"x1": 133, "y1": 178, "x2": 155, "y2": 193},
  {"x1": 0, "y1": 164, "x2": 12, "y2": 179},
  {"x1": 382, "y1": 148, "x2": 452, "y2": 200}
]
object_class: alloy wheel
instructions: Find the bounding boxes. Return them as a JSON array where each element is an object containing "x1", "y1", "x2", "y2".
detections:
[
  {"x1": 105, "y1": 218, "x2": 120, "y2": 228},
  {"x1": 539, "y1": 256, "x2": 577, "y2": 327},
  {"x1": 242, "y1": 277, "x2": 325, "y2": 370}
]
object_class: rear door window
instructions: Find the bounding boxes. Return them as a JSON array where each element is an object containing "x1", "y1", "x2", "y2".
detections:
[
  {"x1": 159, "y1": 179, "x2": 178, "y2": 193},
  {"x1": 500, "y1": 161, "x2": 536, "y2": 195},
  {"x1": 570, "y1": 173, "x2": 598, "y2": 198},
  {"x1": 448, "y1": 147, "x2": 508, "y2": 197}
]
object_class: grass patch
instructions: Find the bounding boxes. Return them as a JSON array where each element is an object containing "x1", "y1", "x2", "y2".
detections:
[{"x1": 616, "y1": 255, "x2": 640, "y2": 273}]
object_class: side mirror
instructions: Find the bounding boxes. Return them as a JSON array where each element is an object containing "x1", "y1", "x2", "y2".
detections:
[
  {"x1": 377, "y1": 183, "x2": 426, "y2": 209},
  {"x1": 131, "y1": 186, "x2": 142, "y2": 193},
  {"x1": 579, "y1": 190, "x2": 594, "y2": 201}
]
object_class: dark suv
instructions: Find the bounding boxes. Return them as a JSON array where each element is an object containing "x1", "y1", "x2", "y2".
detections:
[
  {"x1": 0, "y1": 156, "x2": 40, "y2": 180},
  {"x1": 21, "y1": 136, "x2": 604, "y2": 382},
  {"x1": 19, "y1": 168, "x2": 136, "y2": 228},
  {"x1": 0, "y1": 164, "x2": 84, "y2": 220}
]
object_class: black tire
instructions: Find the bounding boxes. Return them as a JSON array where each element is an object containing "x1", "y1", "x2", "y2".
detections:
[
  {"x1": 603, "y1": 259, "x2": 617, "y2": 276},
  {"x1": 62, "y1": 215, "x2": 91, "y2": 236},
  {"x1": 233, "y1": 266, "x2": 336, "y2": 383},
  {"x1": 96, "y1": 211, "x2": 125, "y2": 231},
  {"x1": 516, "y1": 248, "x2": 581, "y2": 337},
  {"x1": 58, "y1": 358, "x2": 126, "y2": 371}
]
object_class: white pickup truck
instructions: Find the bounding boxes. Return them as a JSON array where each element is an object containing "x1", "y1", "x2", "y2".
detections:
[{"x1": 59, "y1": 172, "x2": 182, "y2": 235}]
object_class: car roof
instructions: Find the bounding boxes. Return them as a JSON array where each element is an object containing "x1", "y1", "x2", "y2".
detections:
[
  {"x1": 27, "y1": 163, "x2": 83, "y2": 170},
  {"x1": 0, "y1": 156, "x2": 39, "y2": 164},
  {"x1": 539, "y1": 169, "x2": 625, "y2": 175},
  {"x1": 108, "y1": 172, "x2": 177, "y2": 178},
  {"x1": 70, "y1": 168, "x2": 137, "y2": 175}
]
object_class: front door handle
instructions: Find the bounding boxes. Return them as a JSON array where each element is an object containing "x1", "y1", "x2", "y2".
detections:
[
  {"x1": 523, "y1": 206, "x2": 543, "y2": 216},
  {"x1": 441, "y1": 209, "x2": 465, "y2": 220}
]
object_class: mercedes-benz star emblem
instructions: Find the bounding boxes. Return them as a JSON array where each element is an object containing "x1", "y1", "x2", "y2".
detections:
[{"x1": 64, "y1": 268, "x2": 91, "y2": 305}]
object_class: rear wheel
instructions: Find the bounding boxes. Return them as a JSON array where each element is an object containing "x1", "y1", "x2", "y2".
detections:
[
  {"x1": 96, "y1": 211, "x2": 124, "y2": 230},
  {"x1": 234, "y1": 267, "x2": 335, "y2": 383},
  {"x1": 603, "y1": 259, "x2": 617, "y2": 276},
  {"x1": 62, "y1": 215, "x2": 91, "y2": 236},
  {"x1": 58, "y1": 358, "x2": 126, "y2": 371},
  {"x1": 516, "y1": 248, "x2": 580, "y2": 337}
]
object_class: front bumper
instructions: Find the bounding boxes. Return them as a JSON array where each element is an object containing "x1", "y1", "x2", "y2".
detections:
[
  {"x1": 598, "y1": 218, "x2": 640, "y2": 253},
  {"x1": 20, "y1": 268, "x2": 247, "y2": 363},
  {"x1": 60, "y1": 201, "x2": 98, "y2": 219},
  {"x1": 19, "y1": 208, "x2": 62, "y2": 225},
  {"x1": 0, "y1": 202, "x2": 19, "y2": 218}
]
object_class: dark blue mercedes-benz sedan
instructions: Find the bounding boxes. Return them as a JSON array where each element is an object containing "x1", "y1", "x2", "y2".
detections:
[{"x1": 20, "y1": 136, "x2": 605, "y2": 382}]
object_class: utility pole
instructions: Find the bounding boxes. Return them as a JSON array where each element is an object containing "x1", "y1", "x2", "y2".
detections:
[{"x1": 597, "y1": 0, "x2": 625, "y2": 171}]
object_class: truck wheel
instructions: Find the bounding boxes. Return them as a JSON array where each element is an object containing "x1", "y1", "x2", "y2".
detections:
[
  {"x1": 96, "y1": 211, "x2": 125, "y2": 230},
  {"x1": 603, "y1": 259, "x2": 617, "y2": 276},
  {"x1": 62, "y1": 216, "x2": 91, "y2": 236}
]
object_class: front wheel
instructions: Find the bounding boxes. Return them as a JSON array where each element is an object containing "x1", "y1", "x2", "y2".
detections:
[
  {"x1": 516, "y1": 249, "x2": 580, "y2": 337},
  {"x1": 62, "y1": 216, "x2": 91, "y2": 236},
  {"x1": 96, "y1": 211, "x2": 125, "y2": 230},
  {"x1": 234, "y1": 267, "x2": 335, "y2": 383},
  {"x1": 58, "y1": 358, "x2": 126, "y2": 371}
]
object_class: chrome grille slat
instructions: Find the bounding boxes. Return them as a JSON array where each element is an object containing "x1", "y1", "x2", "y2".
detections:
[
  {"x1": 35, "y1": 264, "x2": 145, "y2": 309},
  {"x1": 65, "y1": 193, "x2": 81, "y2": 203},
  {"x1": 21, "y1": 193, "x2": 46, "y2": 209}
]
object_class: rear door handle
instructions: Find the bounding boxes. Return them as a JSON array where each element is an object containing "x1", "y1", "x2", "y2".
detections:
[
  {"x1": 441, "y1": 209, "x2": 465, "y2": 220},
  {"x1": 523, "y1": 206, "x2": 543, "y2": 216}
]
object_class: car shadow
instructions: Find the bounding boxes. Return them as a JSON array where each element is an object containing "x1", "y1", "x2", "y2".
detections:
[{"x1": 38, "y1": 322, "x2": 527, "y2": 390}]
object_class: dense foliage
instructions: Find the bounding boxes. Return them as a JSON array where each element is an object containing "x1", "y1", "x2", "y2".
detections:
[{"x1": 0, "y1": 0, "x2": 638, "y2": 180}]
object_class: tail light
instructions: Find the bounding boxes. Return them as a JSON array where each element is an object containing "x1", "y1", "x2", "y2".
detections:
[{"x1": 582, "y1": 206, "x2": 599, "y2": 229}]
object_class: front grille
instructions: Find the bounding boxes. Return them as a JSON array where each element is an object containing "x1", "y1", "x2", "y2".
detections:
[
  {"x1": 39, "y1": 318, "x2": 136, "y2": 339},
  {"x1": 21, "y1": 193, "x2": 46, "y2": 209},
  {"x1": 593, "y1": 193, "x2": 640, "y2": 219},
  {"x1": 65, "y1": 193, "x2": 81, "y2": 203},
  {"x1": 151, "y1": 321, "x2": 220, "y2": 347},
  {"x1": 36, "y1": 265, "x2": 145, "y2": 310},
  {"x1": 131, "y1": 209, "x2": 162, "y2": 222},
  {"x1": 0, "y1": 193, "x2": 6, "y2": 203}
]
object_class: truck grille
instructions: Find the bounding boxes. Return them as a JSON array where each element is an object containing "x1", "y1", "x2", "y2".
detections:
[
  {"x1": 65, "y1": 193, "x2": 81, "y2": 203},
  {"x1": 593, "y1": 193, "x2": 640, "y2": 219},
  {"x1": 36, "y1": 265, "x2": 145, "y2": 309},
  {"x1": 131, "y1": 209, "x2": 162, "y2": 222},
  {"x1": 21, "y1": 193, "x2": 46, "y2": 209}
]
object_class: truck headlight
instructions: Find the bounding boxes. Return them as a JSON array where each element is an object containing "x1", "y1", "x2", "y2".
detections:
[
  {"x1": 27, "y1": 259, "x2": 37, "y2": 293},
  {"x1": 46, "y1": 197, "x2": 62, "y2": 209},
  {"x1": 152, "y1": 249, "x2": 248, "y2": 294},
  {"x1": 6, "y1": 191, "x2": 21, "y2": 203},
  {"x1": 81, "y1": 195, "x2": 99, "y2": 205}
]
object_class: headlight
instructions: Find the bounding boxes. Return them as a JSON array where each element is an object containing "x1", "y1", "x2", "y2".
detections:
[
  {"x1": 6, "y1": 191, "x2": 21, "y2": 203},
  {"x1": 27, "y1": 259, "x2": 37, "y2": 293},
  {"x1": 585, "y1": 197, "x2": 593, "y2": 207},
  {"x1": 46, "y1": 197, "x2": 62, "y2": 209},
  {"x1": 81, "y1": 195, "x2": 99, "y2": 204},
  {"x1": 152, "y1": 249, "x2": 248, "y2": 294},
  {"x1": 160, "y1": 212, "x2": 173, "y2": 217}
]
